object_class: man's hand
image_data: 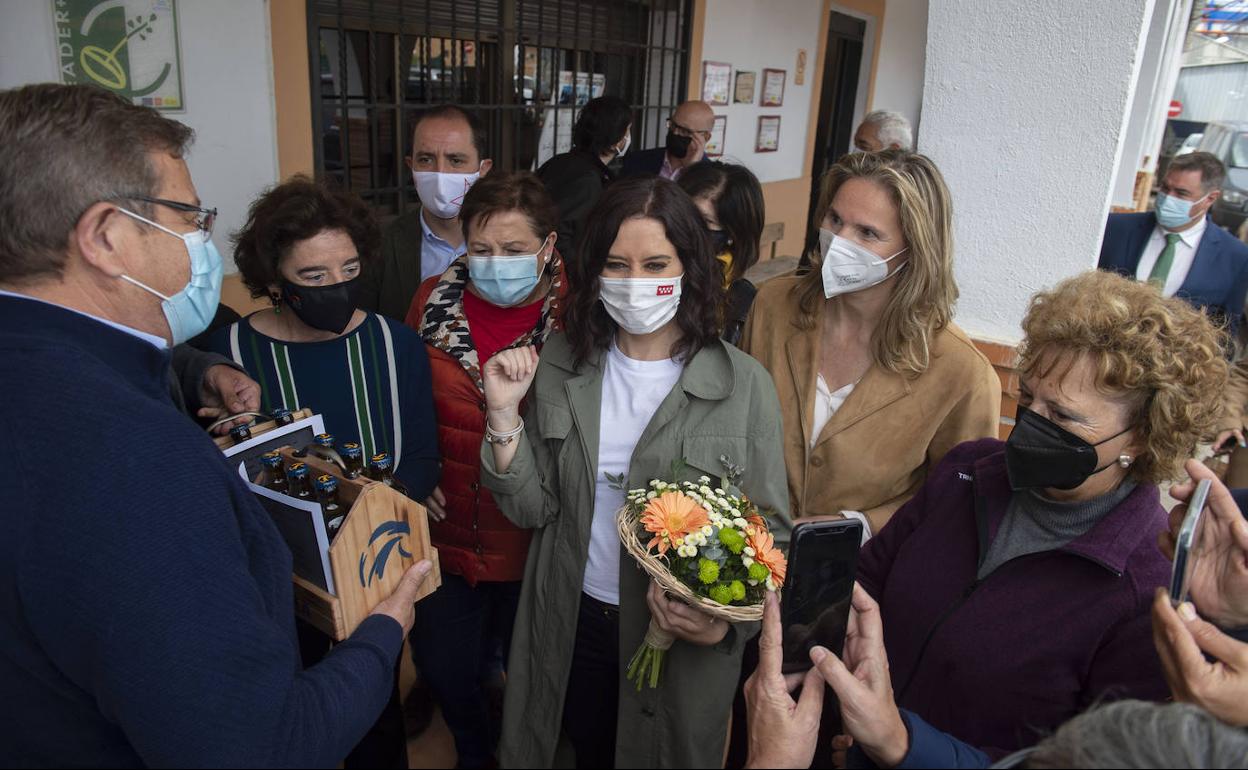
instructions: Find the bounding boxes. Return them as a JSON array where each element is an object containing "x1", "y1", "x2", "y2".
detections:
[
  {"x1": 1161, "y1": 459, "x2": 1248, "y2": 627},
  {"x1": 744, "y1": 593, "x2": 826, "y2": 769},
  {"x1": 645, "y1": 581, "x2": 729, "y2": 647},
  {"x1": 369, "y1": 560, "x2": 434, "y2": 636},
  {"x1": 198, "y1": 364, "x2": 261, "y2": 435}
]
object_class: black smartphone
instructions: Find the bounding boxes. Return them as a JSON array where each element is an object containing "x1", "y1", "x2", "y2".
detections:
[
  {"x1": 781, "y1": 519, "x2": 863, "y2": 674},
  {"x1": 1170, "y1": 478, "x2": 1213, "y2": 607}
]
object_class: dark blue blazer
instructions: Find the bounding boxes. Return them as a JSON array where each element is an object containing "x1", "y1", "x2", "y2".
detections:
[
  {"x1": 1099, "y1": 212, "x2": 1248, "y2": 336},
  {"x1": 620, "y1": 146, "x2": 710, "y2": 179}
]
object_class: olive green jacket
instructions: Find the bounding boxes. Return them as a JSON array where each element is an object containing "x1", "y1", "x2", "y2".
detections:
[{"x1": 480, "y1": 333, "x2": 790, "y2": 768}]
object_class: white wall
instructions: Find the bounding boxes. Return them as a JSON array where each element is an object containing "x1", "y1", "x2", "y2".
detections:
[
  {"x1": 699, "y1": 0, "x2": 823, "y2": 183},
  {"x1": 0, "y1": 0, "x2": 279, "y2": 272},
  {"x1": 872, "y1": 0, "x2": 928, "y2": 138},
  {"x1": 921, "y1": 0, "x2": 1157, "y2": 344}
]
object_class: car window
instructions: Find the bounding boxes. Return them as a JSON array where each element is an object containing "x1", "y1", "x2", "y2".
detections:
[{"x1": 1232, "y1": 133, "x2": 1248, "y2": 169}]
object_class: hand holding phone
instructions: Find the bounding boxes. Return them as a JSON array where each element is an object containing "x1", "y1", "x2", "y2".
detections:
[{"x1": 1171, "y1": 478, "x2": 1213, "y2": 607}]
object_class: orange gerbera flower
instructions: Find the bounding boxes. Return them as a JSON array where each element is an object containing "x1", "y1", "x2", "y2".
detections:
[
  {"x1": 746, "y1": 526, "x2": 787, "y2": 587},
  {"x1": 640, "y1": 491, "x2": 710, "y2": 555}
]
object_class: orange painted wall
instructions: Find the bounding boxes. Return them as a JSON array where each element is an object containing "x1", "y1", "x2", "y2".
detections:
[{"x1": 271, "y1": 0, "x2": 316, "y2": 180}]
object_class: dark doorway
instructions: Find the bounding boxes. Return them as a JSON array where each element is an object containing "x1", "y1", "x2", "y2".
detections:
[{"x1": 803, "y1": 11, "x2": 865, "y2": 266}]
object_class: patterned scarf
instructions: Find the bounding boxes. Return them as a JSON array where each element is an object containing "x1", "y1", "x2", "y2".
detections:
[{"x1": 419, "y1": 253, "x2": 564, "y2": 390}]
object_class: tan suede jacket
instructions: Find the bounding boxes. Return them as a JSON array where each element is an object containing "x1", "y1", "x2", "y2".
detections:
[{"x1": 740, "y1": 274, "x2": 1002, "y2": 534}]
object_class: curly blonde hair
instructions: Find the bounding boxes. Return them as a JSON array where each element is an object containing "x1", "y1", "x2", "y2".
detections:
[
  {"x1": 794, "y1": 150, "x2": 956, "y2": 378},
  {"x1": 1019, "y1": 270, "x2": 1229, "y2": 483}
]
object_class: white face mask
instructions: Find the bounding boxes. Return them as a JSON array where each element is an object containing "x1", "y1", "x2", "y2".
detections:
[
  {"x1": 819, "y1": 228, "x2": 907, "y2": 298},
  {"x1": 414, "y1": 168, "x2": 481, "y2": 219},
  {"x1": 599, "y1": 274, "x2": 683, "y2": 335}
]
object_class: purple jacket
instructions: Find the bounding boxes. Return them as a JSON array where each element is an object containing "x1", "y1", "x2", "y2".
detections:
[{"x1": 858, "y1": 438, "x2": 1170, "y2": 757}]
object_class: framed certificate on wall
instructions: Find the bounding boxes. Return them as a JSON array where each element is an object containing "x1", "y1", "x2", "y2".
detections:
[
  {"x1": 756, "y1": 115, "x2": 781, "y2": 153},
  {"x1": 734, "y1": 71, "x2": 756, "y2": 104},
  {"x1": 707, "y1": 115, "x2": 727, "y2": 157},
  {"x1": 701, "y1": 61, "x2": 732, "y2": 106},
  {"x1": 761, "y1": 68, "x2": 786, "y2": 107}
]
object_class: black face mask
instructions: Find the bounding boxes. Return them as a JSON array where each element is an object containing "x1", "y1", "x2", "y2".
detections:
[
  {"x1": 665, "y1": 130, "x2": 693, "y2": 160},
  {"x1": 281, "y1": 276, "x2": 361, "y2": 335},
  {"x1": 1004, "y1": 406, "x2": 1133, "y2": 491},
  {"x1": 707, "y1": 228, "x2": 731, "y2": 255}
]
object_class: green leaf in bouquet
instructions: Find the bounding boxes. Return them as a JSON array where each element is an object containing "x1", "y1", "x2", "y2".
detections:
[{"x1": 605, "y1": 471, "x2": 627, "y2": 491}]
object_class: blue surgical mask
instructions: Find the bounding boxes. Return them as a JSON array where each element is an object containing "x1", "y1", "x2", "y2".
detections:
[
  {"x1": 468, "y1": 239, "x2": 549, "y2": 307},
  {"x1": 1155, "y1": 192, "x2": 1209, "y2": 229},
  {"x1": 116, "y1": 208, "x2": 224, "y2": 345}
]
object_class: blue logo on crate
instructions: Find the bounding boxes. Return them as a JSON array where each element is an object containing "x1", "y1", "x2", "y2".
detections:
[{"x1": 358, "y1": 520, "x2": 413, "y2": 588}]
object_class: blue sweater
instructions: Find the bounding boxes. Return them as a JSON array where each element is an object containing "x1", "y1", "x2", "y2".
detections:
[
  {"x1": 205, "y1": 313, "x2": 439, "y2": 499},
  {"x1": 0, "y1": 296, "x2": 403, "y2": 767}
]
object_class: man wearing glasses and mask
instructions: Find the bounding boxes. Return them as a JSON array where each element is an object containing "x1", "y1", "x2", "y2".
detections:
[
  {"x1": 622, "y1": 99, "x2": 715, "y2": 180},
  {"x1": 0, "y1": 84, "x2": 433, "y2": 766}
]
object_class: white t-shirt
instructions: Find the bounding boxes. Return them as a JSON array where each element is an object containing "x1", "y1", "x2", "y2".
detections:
[
  {"x1": 582, "y1": 342, "x2": 685, "y2": 606},
  {"x1": 1134, "y1": 216, "x2": 1207, "y2": 297},
  {"x1": 810, "y1": 373, "x2": 855, "y2": 449}
]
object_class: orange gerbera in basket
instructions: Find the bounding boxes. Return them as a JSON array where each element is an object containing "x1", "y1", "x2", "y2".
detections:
[
  {"x1": 746, "y1": 526, "x2": 787, "y2": 588},
  {"x1": 640, "y1": 491, "x2": 710, "y2": 555}
]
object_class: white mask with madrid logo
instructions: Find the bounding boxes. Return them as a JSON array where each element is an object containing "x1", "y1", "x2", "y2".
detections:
[{"x1": 599, "y1": 274, "x2": 684, "y2": 335}]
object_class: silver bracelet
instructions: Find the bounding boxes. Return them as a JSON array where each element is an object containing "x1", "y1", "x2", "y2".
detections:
[{"x1": 485, "y1": 418, "x2": 524, "y2": 445}]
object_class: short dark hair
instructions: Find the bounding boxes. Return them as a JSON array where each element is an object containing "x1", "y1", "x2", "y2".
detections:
[
  {"x1": 564, "y1": 177, "x2": 723, "y2": 365},
  {"x1": 0, "y1": 83, "x2": 193, "y2": 285},
  {"x1": 1168, "y1": 151, "x2": 1227, "y2": 193},
  {"x1": 410, "y1": 105, "x2": 489, "y2": 162},
  {"x1": 232, "y1": 175, "x2": 380, "y2": 299},
  {"x1": 572, "y1": 96, "x2": 633, "y2": 157},
  {"x1": 460, "y1": 170, "x2": 559, "y2": 242},
  {"x1": 678, "y1": 161, "x2": 765, "y2": 283}
]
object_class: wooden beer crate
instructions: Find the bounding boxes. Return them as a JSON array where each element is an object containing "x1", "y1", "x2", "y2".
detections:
[
  {"x1": 270, "y1": 447, "x2": 441, "y2": 641},
  {"x1": 212, "y1": 409, "x2": 316, "y2": 451}
]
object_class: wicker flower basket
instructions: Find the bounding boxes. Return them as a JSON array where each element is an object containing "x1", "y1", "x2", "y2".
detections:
[{"x1": 616, "y1": 503, "x2": 764, "y2": 624}]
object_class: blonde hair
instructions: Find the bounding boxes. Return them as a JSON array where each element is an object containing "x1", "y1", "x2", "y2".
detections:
[
  {"x1": 1019, "y1": 270, "x2": 1228, "y2": 484},
  {"x1": 794, "y1": 150, "x2": 957, "y2": 378}
]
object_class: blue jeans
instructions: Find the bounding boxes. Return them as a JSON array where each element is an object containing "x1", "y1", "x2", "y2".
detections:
[{"x1": 408, "y1": 573, "x2": 521, "y2": 768}]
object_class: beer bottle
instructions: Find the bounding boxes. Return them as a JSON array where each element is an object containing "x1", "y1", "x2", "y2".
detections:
[
  {"x1": 272, "y1": 407, "x2": 294, "y2": 426},
  {"x1": 315, "y1": 474, "x2": 346, "y2": 540},
  {"x1": 286, "y1": 462, "x2": 314, "y2": 500},
  {"x1": 229, "y1": 422, "x2": 252, "y2": 444},
  {"x1": 341, "y1": 442, "x2": 364, "y2": 479},
  {"x1": 260, "y1": 451, "x2": 287, "y2": 493},
  {"x1": 313, "y1": 433, "x2": 336, "y2": 450},
  {"x1": 367, "y1": 452, "x2": 409, "y2": 496}
]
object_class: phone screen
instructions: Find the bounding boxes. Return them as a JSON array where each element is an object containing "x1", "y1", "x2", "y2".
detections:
[
  {"x1": 781, "y1": 519, "x2": 862, "y2": 673},
  {"x1": 1170, "y1": 478, "x2": 1213, "y2": 607}
]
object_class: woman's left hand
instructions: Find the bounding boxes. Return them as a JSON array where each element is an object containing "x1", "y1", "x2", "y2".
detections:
[{"x1": 646, "y1": 580, "x2": 730, "y2": 646}]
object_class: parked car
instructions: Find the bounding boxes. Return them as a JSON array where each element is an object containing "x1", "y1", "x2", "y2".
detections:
[
  {"x1": 1176, "y1": 132, "x2": 1203, "y2": 156},
  {"x1": 1197, "y1": 121, "x2": 1248, "y2": 232}
]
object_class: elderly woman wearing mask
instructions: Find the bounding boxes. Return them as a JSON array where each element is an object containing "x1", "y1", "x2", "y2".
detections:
[{"x1": 745, "y1": 270, "x2": 1229, "y2": 767}]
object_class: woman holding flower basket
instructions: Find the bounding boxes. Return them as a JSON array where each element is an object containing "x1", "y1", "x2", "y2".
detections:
[{"x1": 479, "y1": 177, "x2": 790, "y2": 768}]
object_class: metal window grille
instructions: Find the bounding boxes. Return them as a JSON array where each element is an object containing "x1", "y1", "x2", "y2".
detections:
[{"x1": 308, "y1": 0, "x2": 694, "y2": 217}]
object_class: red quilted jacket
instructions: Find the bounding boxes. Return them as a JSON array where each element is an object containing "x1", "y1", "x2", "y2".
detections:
[{"x1": 406, "y1": 258, "x2": 563, "y2": 584}]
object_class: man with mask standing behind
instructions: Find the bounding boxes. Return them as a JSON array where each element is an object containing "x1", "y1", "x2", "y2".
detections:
[
  {"x1": 622, "y1": 100, "x2": 714, "y2": 181},
  {"x1": 0, "y1": 84, "x2": 432, "y2": 766},
  {"x1": 361, "y1": 105, "x2": 493, "y2": 321},
  {"x1": 1099, "y1": 151, "x2": 1248, "y2": 337}
]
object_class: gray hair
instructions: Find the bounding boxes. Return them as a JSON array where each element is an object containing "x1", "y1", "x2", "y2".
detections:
[
  {"x1": 0, "y1": 83, "x2": 193, "y2": 286},
  {"x1": 1168, "y1": 151, "x2": 1227, "y2": 194},
  {"x1": 862, "y1": 110, "x2": 914, "y2": 150},
  {"x1": 1020, "y1": 700, "x2": 1248, "y2": 769}
]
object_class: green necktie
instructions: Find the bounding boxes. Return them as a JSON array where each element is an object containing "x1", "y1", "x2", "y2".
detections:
[{"x1": 1149, "y1": 233, "x2": 1183, "y2": 287}]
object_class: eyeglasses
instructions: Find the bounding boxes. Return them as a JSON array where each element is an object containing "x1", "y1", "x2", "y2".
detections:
[
  {"x1": 122, "y1": 195, "x2": 217, "y2": 237},
  {"x1": 667, "y1": 118, "x2": 712, "y2": 140}
]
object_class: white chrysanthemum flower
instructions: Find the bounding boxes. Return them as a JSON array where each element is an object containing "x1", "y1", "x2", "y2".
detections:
[
  {"x1": 699, "y1": 475, "x2": 711, "y2": 484},
  {"x1": 700, "y1": 485, "x2": 713, "y2": 496},
  {"x1": 715, "y1": 488, "x2": 725, "y2": 495},
  {"x1": 701, "y1": 525, "x2": 714, "y2": 537},
  {"x1": 744, "y1": 546, "x2": 756, "y2": 557},
  {"x1": 733, "y1": 517, "x2": 748, "y2": 528},
  {"x1": 742, "y1": 556, "x2": 754, "y2": 568},
  {"x1": 765, "y1": 577, "x2": 776, "y2": 591}
]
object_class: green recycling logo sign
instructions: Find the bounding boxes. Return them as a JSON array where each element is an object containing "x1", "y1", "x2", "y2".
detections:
[{"x1": 52, "y1": 0, "x2": 185, "y2": 111}]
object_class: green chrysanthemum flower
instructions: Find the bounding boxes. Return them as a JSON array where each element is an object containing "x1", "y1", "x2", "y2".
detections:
[
  {"x1": 718, "y1": 527, "x2": 746, "y2": 554},
  {"x1": 748, "y1": 561, "x2": 771, "y2": 584},
  {"x1": 698, "y1": 558, "x2": 720, "y2": 585},
  {"x1": 709, "y1": 583, "x2": 734, "y2": 605},
  {"x1": 730, "y1": 580, "x2": 746, "y2": 602}
]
